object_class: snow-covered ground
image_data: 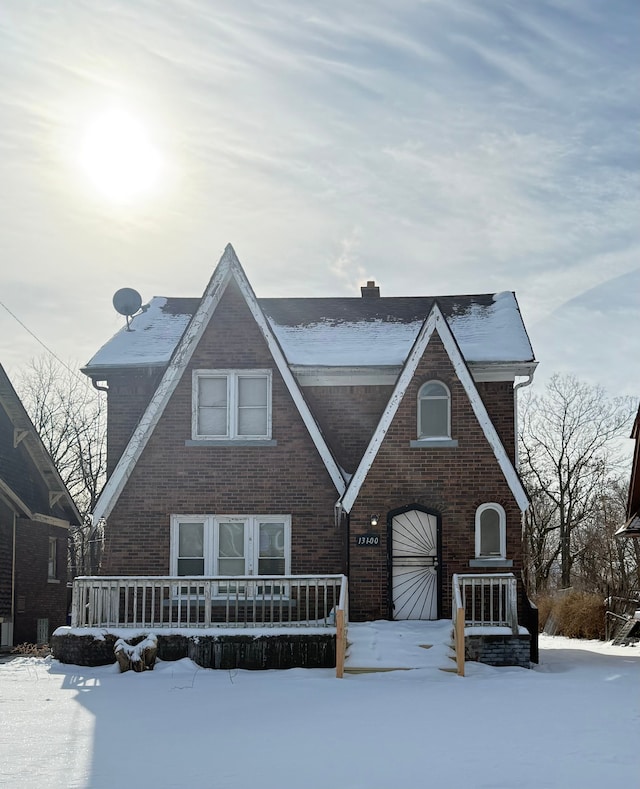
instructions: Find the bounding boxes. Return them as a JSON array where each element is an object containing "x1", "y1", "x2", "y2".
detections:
[{"x1": 0, "y1": 632, "x2": 638, "y2": 789}]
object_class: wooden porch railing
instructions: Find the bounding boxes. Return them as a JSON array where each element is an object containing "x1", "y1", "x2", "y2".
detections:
[
  {"x1": 452, "y1": 576, "x2": 465, "y2": 677},
  {"x1": 451, "y1": 573, "x2": 519, "y2": 676},
  {"x1": 71, "y1": 575, "x2": 347, "y2": 630},
  {"x1": 335, "y1": 576, "x2": 349, "y2": 678}
]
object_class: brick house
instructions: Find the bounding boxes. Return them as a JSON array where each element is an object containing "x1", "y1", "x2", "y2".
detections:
[
  {"x1": 80, "y1": 244, "x2": 537, "y2": 637},
  {"x1": 0, "y1": 364, "x2": 81, "y2": 648},
  {"x1": 616, "y1": 404, "x2": 640, "y2": 538}
]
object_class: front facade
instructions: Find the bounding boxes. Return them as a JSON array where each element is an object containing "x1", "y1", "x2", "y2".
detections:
[
  {"x1": 616, "y1": 405, "x2": 640, "y2": 538},
  {"x1": 0, "y1": 365, "x2": 81, "y2": 647},
  {"x1": 84, "y1": 246, "x2": 536, "y2": 624}
]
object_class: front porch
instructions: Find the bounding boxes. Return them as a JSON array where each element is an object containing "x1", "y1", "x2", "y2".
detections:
[
  {"x1": 53, "y1": 572, "x2": 535, "y2": 673},
  {"x1": 54, "y1": 574, "x2": 349, "y2": 673}
]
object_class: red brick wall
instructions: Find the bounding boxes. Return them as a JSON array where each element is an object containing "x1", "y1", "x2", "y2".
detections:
[
  {"x1": 106, "y1": 370, "x2": 162, "y2": 475},
  {"x1": 304, "y1": 385, "x2": 393, "y2": 473},
  {"x1": 347, "y1": 334, "x2": 523, "y2": 620},
  {"x1": 14, "y1": 518, "x2": 68, "y2": 644},
  {"x1": 102, "y1": 280, "x2": 344, "y2": 578}
]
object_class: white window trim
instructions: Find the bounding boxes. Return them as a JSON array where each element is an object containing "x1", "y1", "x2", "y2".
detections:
[
  {"x1": 170, "y1": 514, "x2": 291, "y2": 587},
  {"x1": 417, "y1": 379, "x2": 451, "y2": 440},
  {"x1": 474, "y1": 503, "x2": 506, "y2": 559},
  {"x1": 192, "y1": 369, "x2": 272, "y2": 441}
]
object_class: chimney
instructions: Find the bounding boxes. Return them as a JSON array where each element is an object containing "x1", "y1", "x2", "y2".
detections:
[{"x1": 360, "y1": 280, "x2": 380, "y2": 299}]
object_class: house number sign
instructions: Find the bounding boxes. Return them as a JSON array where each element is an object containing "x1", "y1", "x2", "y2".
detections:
[{"x1": 355, "y1": 534, "x2": 380, "y2": 547}]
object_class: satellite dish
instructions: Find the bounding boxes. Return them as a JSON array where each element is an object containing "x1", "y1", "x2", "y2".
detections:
[{"x1": 112, "y1": 288, "x2": 143, "y2": 330}]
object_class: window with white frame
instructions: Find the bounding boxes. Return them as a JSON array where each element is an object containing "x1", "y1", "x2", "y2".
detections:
[
  {"x1": 192, "y1": 370, "x2": 272, "y2": 440},
  {"x1": 475, "y1": 503, "x2": 506, "y2": 558},
  {"x1": 48, "y1": 537, "x2": 57, "y2": 580},
  {"x1": 170, "y1": 515, "x2": 291, "y2": 594},
  {"x1": 418, "y1": 380, "x2": 451, "y2": 439}
]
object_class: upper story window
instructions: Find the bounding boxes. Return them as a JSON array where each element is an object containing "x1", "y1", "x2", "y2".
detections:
[
  {"x1": 418, "y1": 380, "x2": 451, "y2": 439},
  {"x1": 193, "y1": 369, "x2": 272, "y2": 440},
  {"x1": 475, "y1": 503, "x2": 506, "y2": 558}
]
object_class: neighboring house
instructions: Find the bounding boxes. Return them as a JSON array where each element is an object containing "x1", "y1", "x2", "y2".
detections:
[
  {"x1": 616, "y1": 405, "x2": 640, "y2": 538},
  {"x1": 81, "y1": 245, "x2": 537, "y2": 628},
  {"x1": 0, "y1": 364, "x2": 81, "y2": 648}
]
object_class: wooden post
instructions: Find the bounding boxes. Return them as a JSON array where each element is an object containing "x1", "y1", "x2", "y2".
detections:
[
  {"x1": 336, "y1": 608, "x2": 345, "y2": 678},
  {"x1": 456, "y1": 607, "x2": 465, "y2": 677}
]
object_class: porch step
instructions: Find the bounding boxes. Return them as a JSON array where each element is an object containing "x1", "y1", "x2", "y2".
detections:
[
  {"x1": 344, "y1": 620, "x2": 455, "y2": 672},
  {"x1": 344, "y1": 666, "x2": 411, "y2": 674},
  {"x1": 612, "y1": 616, "x2": 640, "y2": 645}
]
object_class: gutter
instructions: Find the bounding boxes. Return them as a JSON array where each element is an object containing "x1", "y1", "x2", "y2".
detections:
[{"x1": 513, "y1": 366, "x2": 537, "y2": 468}]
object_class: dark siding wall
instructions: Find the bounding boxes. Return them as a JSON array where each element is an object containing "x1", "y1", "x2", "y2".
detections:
[
  {"x1": 347, "y1": 334, "x2": 523, "y2": 620},
  {"x1": 101, "y1": 281, "x2": 344, "y2": 578},
  {"x1": 14, "y1": 518, "x2": 68, "y2": 644},
  {"x1": 0, "y1": 499, "x2": 13, "y2": 619},
  {"x1": 0, "y1": 407, "x2": 50, "y2": 515}
]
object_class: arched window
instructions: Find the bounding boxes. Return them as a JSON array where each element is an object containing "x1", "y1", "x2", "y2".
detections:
[
  {"x1": 475, "y1": 503, "x2": 506, "y2": 558},
  {"x1": 418, "y1": 380, "x2": 451, "y2": 439}
]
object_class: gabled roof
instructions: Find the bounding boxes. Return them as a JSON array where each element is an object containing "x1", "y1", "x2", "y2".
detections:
[
  {"x1": 616, "y1": 405, "x2": 640, "y2": 538},
  {"x1": 340, "y1": 303, "x2": 530, "y2": 514},
  {"x1": 83, "y1": 292, "x2": 535, "y2": 374},
  {"x1": 0, "y1": 364, "x2": 81, "y2": 525},
  {"x1": 92, "y1": 245, "x2": 347, "y2": 522}
]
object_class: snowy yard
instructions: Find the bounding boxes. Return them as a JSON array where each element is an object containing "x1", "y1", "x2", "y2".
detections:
[{"x1": 0, "y1": 633, "x2": 638, "y2": 789}]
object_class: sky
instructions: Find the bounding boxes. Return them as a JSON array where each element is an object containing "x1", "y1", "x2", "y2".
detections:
[
  {"x1": 0, "y1": 1, "x2": 638, "y2": 399},
  {"x1": 0, "y1": 632, "x2": 638, "y2": 788}
]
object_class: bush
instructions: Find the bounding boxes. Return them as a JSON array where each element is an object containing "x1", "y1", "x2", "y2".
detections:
[{"x1": 536, "y1": 591, "x2": 605, "y2": 639}]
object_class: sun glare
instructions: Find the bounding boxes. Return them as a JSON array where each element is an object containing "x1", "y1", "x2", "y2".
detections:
[{"x1": 80, "y1": 109, "x2": 163, "y2": 202}]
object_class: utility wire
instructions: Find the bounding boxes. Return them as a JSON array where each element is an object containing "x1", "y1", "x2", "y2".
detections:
[{"x1": 0, "y1": 298, "x2": 92, "y2": 387}]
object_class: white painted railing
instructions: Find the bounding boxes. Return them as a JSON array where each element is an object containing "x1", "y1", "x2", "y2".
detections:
[
  {"x1": 452, "y1": 573, "x2": 519, "y2": 635},
  {"x1": 71, "y1": 575, "x2": 347, "y2": 629}
]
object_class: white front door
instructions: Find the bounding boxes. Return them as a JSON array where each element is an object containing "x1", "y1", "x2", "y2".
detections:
[{"x1": 391, "y1": 509, "x2": 439, "y2": 620}]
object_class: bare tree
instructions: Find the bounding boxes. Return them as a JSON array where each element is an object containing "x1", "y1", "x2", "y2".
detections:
[
  {"x1": 519, "y1": 374, "x2": 636, "y2": 591},
  {"x1": 15, "y1": 357, "x2": 106, "y2": 575}
]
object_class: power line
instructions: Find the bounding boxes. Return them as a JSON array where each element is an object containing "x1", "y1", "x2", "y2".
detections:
[{"x1": 0, "y1": 298, "x2": 91, "y2": 387}]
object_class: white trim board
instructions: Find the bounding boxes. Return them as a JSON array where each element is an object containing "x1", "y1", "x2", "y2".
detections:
[
  {"x1": 92, "y1": 245, "x2": 345, "y2": 523},
  {"x1": 340, "y1": 303, "x2": 529, "y2": 513}
]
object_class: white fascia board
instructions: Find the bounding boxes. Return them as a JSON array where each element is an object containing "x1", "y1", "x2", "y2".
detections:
[
  {"x1": 93, "y1": 244, "x2": 346, "y2": 523},
  {"x1": 232, "y1": 268, "x2": 346, "y2": 496},
  {"x1": 341, "y1": 304, "x2": 529, "y2": 513},
  {"x1": 0, "y1": 477, "x2": 33, "y2": 518},
  {"x1": 31, "y1": 513, "x2": 71, "y2": 529},
  {"x1": 92, "y1": 247, "x2": 235, "y2": 522},
  {"x1": 468, "y1": 361, "x2": 538, "y2": 382},
  {"x1": 291, "y1": 362, "x2": 537, "y2": 387},
  {"x1": 290, "y1": 365, "x2": 401, "y2": 387}
]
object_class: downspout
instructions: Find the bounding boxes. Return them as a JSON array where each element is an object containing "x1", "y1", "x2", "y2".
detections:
[
  {"x1": 10, "y1": 512, "x2": 16, "y2": 647},
  {"x1": 513, "y1": 371, "x2": 535, "y2": 469}
]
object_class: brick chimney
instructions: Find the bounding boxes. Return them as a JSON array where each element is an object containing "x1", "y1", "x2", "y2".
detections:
[{"x1": 360, "y1": 280, "x2": 380, "y2": 298}]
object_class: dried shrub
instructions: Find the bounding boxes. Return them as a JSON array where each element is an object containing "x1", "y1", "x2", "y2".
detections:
[{"x1": 548, "y1": 592, "x2": 606, "y2": 639}]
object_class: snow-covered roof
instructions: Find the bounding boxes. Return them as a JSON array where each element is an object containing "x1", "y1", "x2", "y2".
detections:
[{"x1": 83, "y1": 291, "x2": 535, "y2": 373}]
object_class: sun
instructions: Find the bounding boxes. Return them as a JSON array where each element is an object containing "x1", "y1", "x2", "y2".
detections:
[{"x1": 79, "y1": 109, "x2": 163, "y2": 202}]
